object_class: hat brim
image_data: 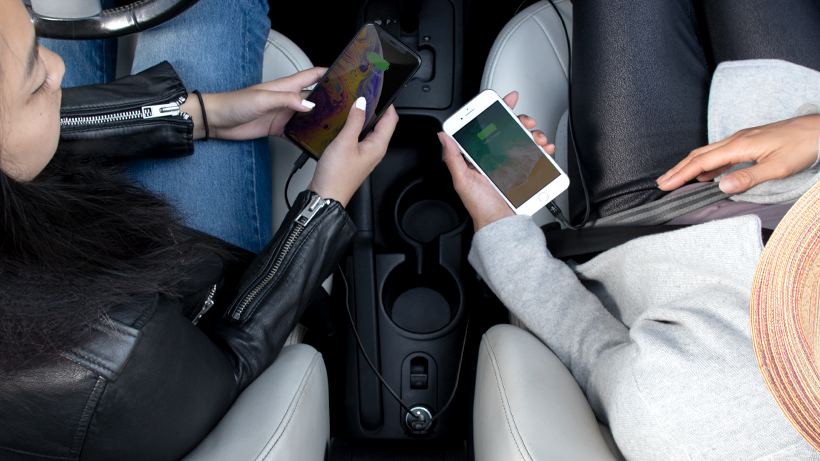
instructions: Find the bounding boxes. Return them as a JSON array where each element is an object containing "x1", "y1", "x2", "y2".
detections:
[{"x1": 752, "y1": 180, "x2": 820, "y2": 451}]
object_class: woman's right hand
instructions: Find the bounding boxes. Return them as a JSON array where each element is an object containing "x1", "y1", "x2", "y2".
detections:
[
  {"x1": 308, "y1": 98, "x2": 399, "y2": 207},
  {"x1": 439, "y1": 91, "x2": 554, "y2": 231}
]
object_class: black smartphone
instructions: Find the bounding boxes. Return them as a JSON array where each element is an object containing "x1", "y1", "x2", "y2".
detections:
[{"x1": 284, "y1": 23, "x2": 422, "y2": 159}]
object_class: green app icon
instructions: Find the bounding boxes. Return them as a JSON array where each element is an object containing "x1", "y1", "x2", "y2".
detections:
[
  {"x1": 477, "y1": 123, "x2": 497, "y2": 140},
  {"x1": 367, "y1": 52, "x2": 390, "y2": 71}
]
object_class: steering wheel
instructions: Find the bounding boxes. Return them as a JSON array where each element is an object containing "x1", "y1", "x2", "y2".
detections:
[{"x1": 28, "y1": 0, "x2": 202, "y2": 40}]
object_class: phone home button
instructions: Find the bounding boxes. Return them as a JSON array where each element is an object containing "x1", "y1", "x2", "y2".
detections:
[{"x1": 538, "y1": 192, "x2": 550, "y2": 202}]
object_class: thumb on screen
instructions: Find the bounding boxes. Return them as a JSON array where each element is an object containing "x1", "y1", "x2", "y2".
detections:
[{"x1": 338, "y1": 97, "x2": 367, "y2": 140}]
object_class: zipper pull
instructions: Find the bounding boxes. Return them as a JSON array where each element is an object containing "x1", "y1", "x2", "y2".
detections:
[
  {"x1": 141, "y1": 102, "x2": 181, "y2": 119},
  {"x1": 192, "y1": 284, "x2": 218, "y2": 325},
  {"x1": 295, "y1": 195, "x2": 328, "y2": 227}
]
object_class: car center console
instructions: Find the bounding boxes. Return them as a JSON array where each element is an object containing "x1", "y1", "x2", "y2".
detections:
[{"x1": 339, "y1": 0, "x2": 470, "y2": 441}]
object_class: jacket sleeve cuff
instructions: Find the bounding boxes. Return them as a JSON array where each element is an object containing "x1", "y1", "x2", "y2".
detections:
[
  {"x1": 58, "y1": 61, "x2": 194, "y2": 161},
  {"x1": 213, "y1": 190, "x2": 357, "y2": 391}
]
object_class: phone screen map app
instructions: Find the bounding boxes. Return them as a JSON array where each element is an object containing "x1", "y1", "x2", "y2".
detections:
[
  {"x1": 286, "y1": 24, "x2": 419, "y2": 158},
  {"x1": 453, "y1": 101, "x2": 560, "y2": 207}
]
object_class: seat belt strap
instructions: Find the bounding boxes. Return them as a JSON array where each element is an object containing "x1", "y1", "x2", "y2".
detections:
[{"x1": 588, "y1": 182, "x2": 731, "y2": 228}]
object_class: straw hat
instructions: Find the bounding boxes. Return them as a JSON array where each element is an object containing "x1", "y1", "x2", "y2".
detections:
[{"x1": 752, "y1": 180, "x2": 820, "y2": 451}]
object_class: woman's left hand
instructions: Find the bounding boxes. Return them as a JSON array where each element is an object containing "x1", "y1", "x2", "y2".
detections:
[
  {"x1": 657, "y1": 114, "x2": 820, "y2": 194},
  {"x1": 181, "y1": 67, "x2": 327, "y2": 141}
]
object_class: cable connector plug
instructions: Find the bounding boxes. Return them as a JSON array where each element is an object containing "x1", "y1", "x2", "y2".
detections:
[
  {"x1": 546, "y1": 201, "x2": 562, "y2": 218},
  {"x1": 546, "y1": 200, "x2": 584, "y2": 230}
]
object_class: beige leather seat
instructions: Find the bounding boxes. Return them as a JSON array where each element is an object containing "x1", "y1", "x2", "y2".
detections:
[
  {"x1": 475, "y1": 2, "x2": 625, "y2": 459},
  {"x1": 480, "y1": 0, "x2": 573, "y2": 229},
  {"x1": 475, "y1": 325, "x2": 624, "y2": 461},
  {"x1": 182, "y1": 344, "x2": 329, "y2": 461}
]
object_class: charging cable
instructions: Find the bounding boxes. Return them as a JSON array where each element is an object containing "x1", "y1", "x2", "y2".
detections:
[
  {"x1": 338, "y1": 267, "x2": 470, "y2": 431},
  {"x1": 285, "y1": 151, "x2": 311, "y2": 210},
  {"x1": 546, "y1": 200, "x2": 583, "y2": 230}
]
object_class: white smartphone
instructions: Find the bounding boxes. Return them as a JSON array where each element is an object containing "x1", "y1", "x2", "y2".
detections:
[{"x1": 443, "y1": 89, "x2": 570, "y2": 216}]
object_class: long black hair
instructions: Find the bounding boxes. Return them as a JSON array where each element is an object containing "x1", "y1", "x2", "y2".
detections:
[{"x1": 0, "y1": 149, "x2": 226, "y2": 372}]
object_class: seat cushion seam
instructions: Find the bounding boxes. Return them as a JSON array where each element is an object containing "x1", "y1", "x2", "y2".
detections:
[
  {"x1": 531, "y1": 12, "x2": 568, "y2": 78},
  {"x1": 258, "y1": 352, "x2": 323, "y2": 461},
  {"x1": 484, "y1": 335, "x2": 532, "y2": 461},
  {"x1": 485, "y1": 2, "x2": 556, "y2": 87},
  {"x1": 266, "y1": 36, "x2": 307, "y2": 73}
]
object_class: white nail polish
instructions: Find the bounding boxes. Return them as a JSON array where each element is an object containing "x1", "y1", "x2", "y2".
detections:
[
  {"x1": 355, "y1": 97, "x2": 366, "y2": 111},
  {"x1": 301, "y1": 99, "x2": 315, "y2": 109}
]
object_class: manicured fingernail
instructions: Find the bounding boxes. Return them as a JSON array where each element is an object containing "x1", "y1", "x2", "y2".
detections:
[
  {"x1": 355, "y1": 97, "x2": 366, "y2": 111},
  {"x1": 719, "y1": 177, "x2": 739, "y2": 193},
  {"x1": 301, "y1": 99, "x2": 315, "y2": 109}
]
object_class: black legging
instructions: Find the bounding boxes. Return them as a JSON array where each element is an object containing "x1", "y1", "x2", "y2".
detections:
[{"x1": 569, "y1": 0, "x2": 820, "y2": 219}]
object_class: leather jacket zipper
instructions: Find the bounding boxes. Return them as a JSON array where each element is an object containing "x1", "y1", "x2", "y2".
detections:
[
  {"x1": 60, "y1": 96, "x2": 189, "y2": 127},
  {"x1": 192, "y1": 284, "x2": 218, "y2": 325},
  {"x1": 230, "y1": 195, "x2": 328, "y2": 321}
]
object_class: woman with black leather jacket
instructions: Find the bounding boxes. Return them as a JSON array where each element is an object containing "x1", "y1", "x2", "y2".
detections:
[{"x1": 0, "y1": 0, "x2": 399, "y2": 459}]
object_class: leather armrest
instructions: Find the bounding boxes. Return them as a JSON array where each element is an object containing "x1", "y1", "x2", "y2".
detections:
[
  {"x1": 182, "y1": 345, "x2": 329, "y2": 461},
  {"x1": 474, "y1": 324, "x2": 621, "y2": 461}
]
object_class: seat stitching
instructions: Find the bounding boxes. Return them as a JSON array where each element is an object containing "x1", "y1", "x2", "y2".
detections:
[
  {"x1": 258, "y1": 352, "x2": 323, "y2": 461},
  {"x1": 266, "y1": 35, "x2": 309, "y2": 73},
  {"x1": 483, "y1": 335, "x2": 533, "y2": 461},
  {"x1": 484, "y1": 1, "x2": 557, "y2": 87},
  {"x1": 531, "y1": 11, "x2": 568, "y2": 78}
]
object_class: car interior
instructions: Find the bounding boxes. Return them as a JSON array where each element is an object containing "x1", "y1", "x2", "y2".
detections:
[{"x1": 28, "y1": 0, "x2": 639, "y2": 459}]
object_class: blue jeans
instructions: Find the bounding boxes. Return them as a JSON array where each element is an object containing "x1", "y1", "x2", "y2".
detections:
[{"x1": 41, "y1": 0, "x2": 273, "y2": 252}]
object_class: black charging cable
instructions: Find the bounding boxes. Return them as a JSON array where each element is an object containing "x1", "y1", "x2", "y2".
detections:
[
  {"x1": 546, "y1": 201, "x2": 582, "y2": 230},
  {"x1": 338, "y1": 267, "x2": 470, "y2": 429},
  {"x1": 285, "y1": 151, "x2": 312, "y2": 210},
  {"x1": 542, "y1": 0, "x2": 591, "y2": 229}
]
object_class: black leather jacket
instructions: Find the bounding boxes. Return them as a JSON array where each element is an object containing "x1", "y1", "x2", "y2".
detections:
[{"x1": 0, "y1": 63, "x2": 356, "y2": 461}]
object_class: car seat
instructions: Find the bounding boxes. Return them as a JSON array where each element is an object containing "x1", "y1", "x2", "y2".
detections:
[{"x1": 475, "y1": 2, "x2": 626, "y2": 459}]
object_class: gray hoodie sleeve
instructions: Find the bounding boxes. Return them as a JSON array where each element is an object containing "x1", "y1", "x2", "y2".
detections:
[{"x1": 467, "y1": 215, "x2": 629, "y2": 422}]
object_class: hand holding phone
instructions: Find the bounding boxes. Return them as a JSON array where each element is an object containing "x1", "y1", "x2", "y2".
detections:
[
  {"x1": 441, "y1": 90, "x2": 566, "y2": 228},
  {"x1": 309, "y1": 99, "x2": 399, "y2": 207},
  {"x1": 285, "y1": 23, "x2": 421, "y2": 159}
]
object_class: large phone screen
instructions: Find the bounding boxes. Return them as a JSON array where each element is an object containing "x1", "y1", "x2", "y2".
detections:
[
  {"x1": 285, "y1": 24, "x2": 420, "y2": 158},
  {"x1": 453, "y1": 101, "x2": 561, "y2": 208}
]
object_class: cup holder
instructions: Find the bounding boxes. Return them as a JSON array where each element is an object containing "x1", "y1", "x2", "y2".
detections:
[
  {"x1": 395, "y1": 178, "x2": 468, "y2": 244},
  {"x1": 382, "y1": 264, "x2": 461, "y2": 335}
]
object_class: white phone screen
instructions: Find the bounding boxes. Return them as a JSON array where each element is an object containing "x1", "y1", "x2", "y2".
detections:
[{"x1": 452, "y1": 101, "x2": 560, "y2": 208}]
